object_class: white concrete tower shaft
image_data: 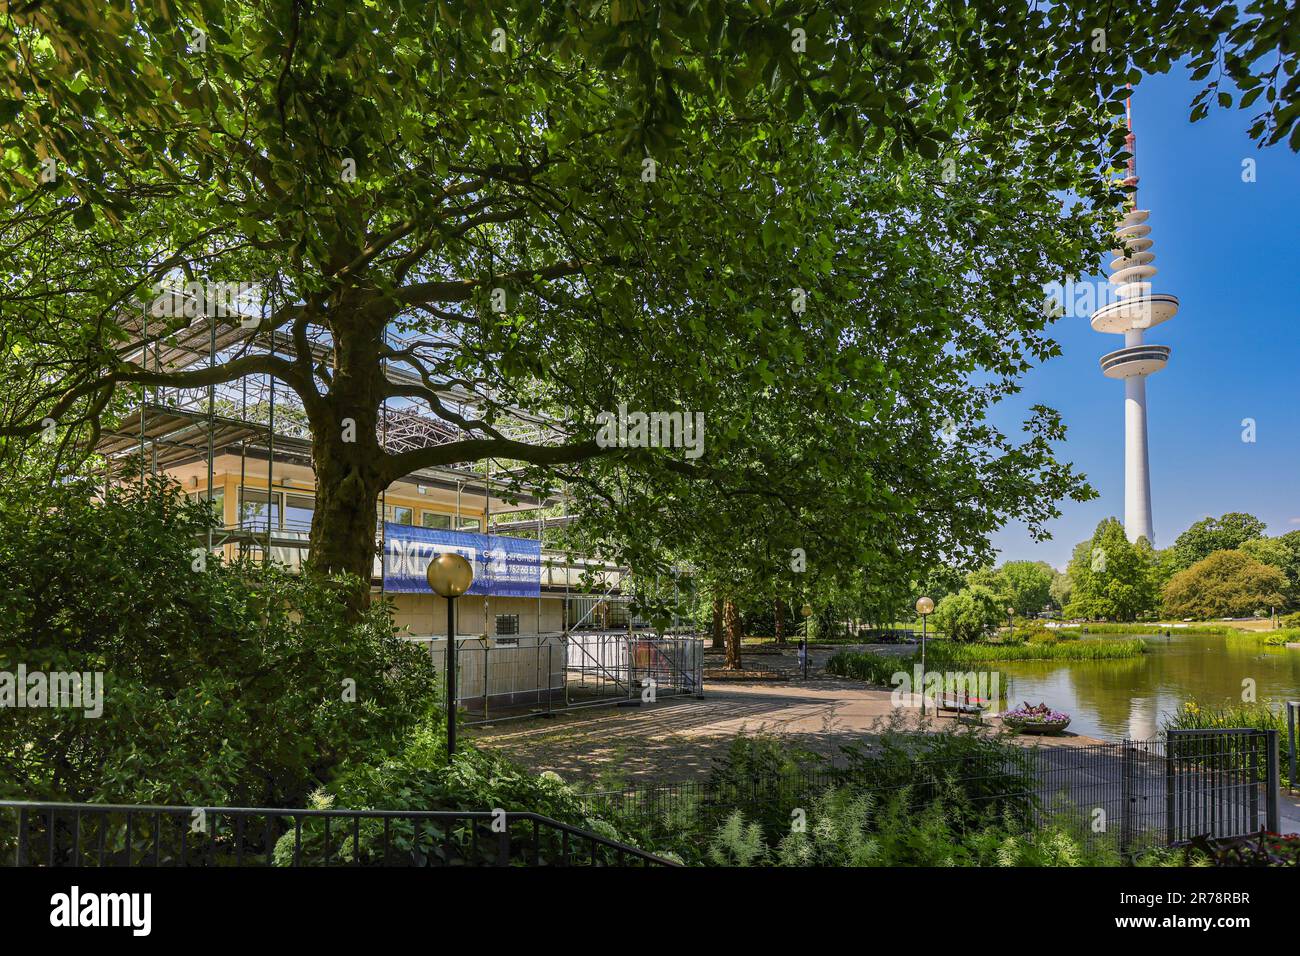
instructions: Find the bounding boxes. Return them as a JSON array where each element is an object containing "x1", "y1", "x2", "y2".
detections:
[{"x1": 1124, "y1": 374, "x2": 1154, "y2": 544}]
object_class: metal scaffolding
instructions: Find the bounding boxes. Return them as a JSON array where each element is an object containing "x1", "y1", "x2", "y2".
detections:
[{"x1": 96, "y1": 285, "x2": 704, "y2": 718}]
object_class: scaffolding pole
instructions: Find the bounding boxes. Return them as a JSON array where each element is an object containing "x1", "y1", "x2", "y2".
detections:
[
  {"x1": 206, "y1": 304, "x2": 216, "y2": 552},
  {"x1": 266, "y1": 285, "x2": 276, "y2": 564}
]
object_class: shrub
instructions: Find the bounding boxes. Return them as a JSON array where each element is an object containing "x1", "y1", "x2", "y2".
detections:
[
  {"x1": 832, "y1": 724, "x2": 1040, "y2": 831},
  {"x1": 0, "y1": 474, "x2": 436, "y2": 807},
  {"x1": 1164, "y1": 697, "x2": 1286, "y2": 734},
  {"x1": 707, "y1": 811, "x2": 768, "y2": 866},
  {"x1": 1262, "y1": 628, "x2": 1300, "y2": 646},
  {"x1": 1006, "y1": 621, "x2": 1056, "y2": 643},
  {"x1": 273, "y1": 721, "x2": 625, "y2": 865},
  {"x1": 1186, "y1": 832, "x2": 1300, "y2": 867}
]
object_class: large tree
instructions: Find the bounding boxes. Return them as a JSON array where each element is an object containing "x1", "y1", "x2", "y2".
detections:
[
  {"x1": 2, "y1": 0, "x2": 1296, "y2": 595},
  {"x1": 1064, "y1": 518, "x2": 1160, "y2": 622},
  {"x1": 1162, "y1": 549, "x2": 1287, "y2": 619},
  {"x1": 1169, "y1": 512, "x2": 1269, "y2": 571},
  {"x1": 997, "y1": 561, "x2": 1057, "y2": 619},
  {"x1": 1240, "y1": 532, "x2": 1300, "y2": 611},
  {"x1": 931, "y1": 584, "x2": 1004, "y2": 643}
]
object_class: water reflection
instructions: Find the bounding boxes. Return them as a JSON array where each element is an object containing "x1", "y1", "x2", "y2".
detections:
[{"x1": 998, "y1": 633, "x2": 1300, "y2": 740}]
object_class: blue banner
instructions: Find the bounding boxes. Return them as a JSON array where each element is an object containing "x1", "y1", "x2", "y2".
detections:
[{"x1": 381, "y1": 523, "x2": 541, "y2": 597}]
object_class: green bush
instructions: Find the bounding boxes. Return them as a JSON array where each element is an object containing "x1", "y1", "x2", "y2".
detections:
[
  {"x1": 832, "y1": 723, "x2": 1039, "y2": 831},
  {"x1": 273, "y1": 720, "x2": 625, "y2": 865},
  {"x1": 0, "y1": 474, "x2": 436, "y2": 807},
  {"x1": 1164, "y1": 698, "x2": 1288, "y2": 735},
  {"x1": 1162, "y1": 697, "x2": 1298, "y2": 787},
  {"x1": 1281, "y1": 612, "x2": 1300, "y2": 629},
  {"x1": 611, "y1": 726, "x2": 1046, "y2": 863},
  {"x1": 706, "y1": 787, "x2": 1175, "y2": 867},
  {"x1": 1262, "y1": 628, "x2": 1300, "y2": 646},
  {"x1": 1011, "y1": 622, "x2": 1056, "y2": 643}
]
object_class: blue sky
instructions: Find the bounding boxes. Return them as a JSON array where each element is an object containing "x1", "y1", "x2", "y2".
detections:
[{"x1": 989, "y1": 69, "x2": 1300, "y2": 570}]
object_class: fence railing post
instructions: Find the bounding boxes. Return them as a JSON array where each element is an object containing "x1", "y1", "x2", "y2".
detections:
[
  {"x1": 497, "y1": 816, "x2": 512, "y2": 866},
  {"x1": 1288, "y1": 701, "x2": 1298, "y2": 792},
  {"x1": 1164, "y1": 734, "x2": 1176, "y2": 844},
  {"x1": 1120, "y1": 741, "x2": 1133, "y2": 853},
  {"x1": 1265, "y1": 729, "x2": 1281, "y2": 835}
]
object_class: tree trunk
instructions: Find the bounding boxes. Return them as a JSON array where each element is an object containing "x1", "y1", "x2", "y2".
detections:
[
  {"x1": 304, "y1": 332, "x2": 387, "y2": 609},
  {"x1": 711, "y1": 593, "x2": 724, "y2": 650},
  {"x1": 723, "y1": 599, "x2": 742, "y2": 670},
  {"x1": 774, "y1": 598, "x2": 786, "y2": 645},
  {"x1": 309, "y1": 438, "x2": 384, "y2": 585}
]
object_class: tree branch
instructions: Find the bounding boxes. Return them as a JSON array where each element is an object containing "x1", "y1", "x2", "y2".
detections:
[{"x1": 395, "y1": 257, "x2": 622, "y2": 308}]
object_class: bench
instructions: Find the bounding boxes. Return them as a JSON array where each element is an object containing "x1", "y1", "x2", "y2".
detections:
[{"x1": 936, "y1": 687, "x2": 987, "y2": 722}]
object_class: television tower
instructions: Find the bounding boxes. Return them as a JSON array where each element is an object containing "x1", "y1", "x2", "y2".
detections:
[{"x1": 1089, "y1": 95, "x2": 1178, "y2": 546}]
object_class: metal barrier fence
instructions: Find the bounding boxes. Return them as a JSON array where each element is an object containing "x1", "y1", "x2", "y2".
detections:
[
  {"x1": 581, "y1": 730, "x2": 1282, "y2": 851},
  {"x1": 0, "y1": 801, "x2": 676, "y2": 868},
  {"x1": 400, "y1": 632, "x2": 705, "y2": 724},
  {"x1": 404, "y1": 634, "x2": 567, "y2": 720},
  {"x1": 566, "y1": 632, "x2": 704, "y2": 703}
]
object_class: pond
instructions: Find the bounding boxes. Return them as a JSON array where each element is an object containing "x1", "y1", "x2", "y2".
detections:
[{"x1": 996, "y1": 632, "x2": 1300, "y2": 741}]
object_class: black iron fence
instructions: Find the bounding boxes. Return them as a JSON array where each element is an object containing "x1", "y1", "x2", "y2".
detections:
[
  {"x1": 0, "y1": 802, "x2": 676, "y2": 868},
  {"x1": 3, "y1": 732, "x2": 1279, "y2": 867},
  {"x1": 581, "y1": 730, "x2": 1282, "y2": 852},
  {"x1": 1166, "y1": 729, "x2": 1280, "y2": 842}
]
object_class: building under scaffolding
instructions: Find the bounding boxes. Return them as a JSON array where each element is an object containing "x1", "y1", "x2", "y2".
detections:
[{"x1": 99, "y1": 292, "x2": 703, "y2": 716}]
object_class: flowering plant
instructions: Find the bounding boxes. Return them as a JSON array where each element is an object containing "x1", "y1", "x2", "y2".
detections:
[{"x1": 1002, "y1": 702, "x2": 1071, "y2": 734}]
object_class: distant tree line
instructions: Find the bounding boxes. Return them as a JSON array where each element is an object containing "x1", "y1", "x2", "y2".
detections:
[{"x1": 912, "y1": 512, "x2": 1298, "y2": 639}]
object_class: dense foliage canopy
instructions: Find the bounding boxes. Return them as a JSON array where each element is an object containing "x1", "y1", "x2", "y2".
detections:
[{"x1": 2, "y1": 0, "x2": 1296, "y2": 604}]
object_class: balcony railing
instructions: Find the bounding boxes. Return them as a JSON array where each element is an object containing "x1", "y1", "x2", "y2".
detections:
[{"x1": 1099, "y1": 344, "x2": 1171, "y2": 377}]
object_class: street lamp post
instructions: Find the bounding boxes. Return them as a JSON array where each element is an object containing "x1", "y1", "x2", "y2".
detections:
[
  {"x1": 915, "y1": 596, "x2": 934, "y2": 716},
  {"x1": 1007, "y1": 606, "x2": 1015, "y2": 634},
  {"x1": 427, "y1": 552, "x2": 474, "y2": 756},
  {"x1": 800, "y1": 604, "x2": 813, "y2": 679}
]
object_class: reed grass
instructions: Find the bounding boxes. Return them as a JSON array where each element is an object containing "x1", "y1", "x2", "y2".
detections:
[{"x1": 926, "y1": 639, "x2": 1146, "y2": 662}]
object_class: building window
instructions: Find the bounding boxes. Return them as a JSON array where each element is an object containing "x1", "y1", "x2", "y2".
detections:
[
  {"x1": 391, "y1": 506, "x2": 413, "y2": 526},
  {"x1": 240, "y1": 489, "x2": 280, "y2": 532},
  {"x1": 458, "y1": 517, "x2": 481, "y2": 531},
  {"x1": 495, "y1": 614, "x2": 520, "y2": 636},
  {"x1": 192, "y1": 488, "x2": 225, "y2": 525},
  {"x1": 421, "y1": 512, "x2": 451, "y2": 529},
  {"x1": 284, "y1": 494, "x2": 314, "y2": 532}
]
